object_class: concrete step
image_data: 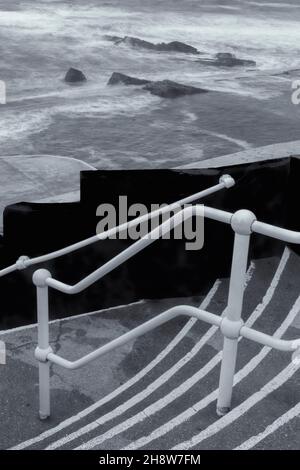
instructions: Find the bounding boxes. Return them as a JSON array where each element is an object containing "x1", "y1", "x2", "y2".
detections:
[
  {"x1": 0, "y1": 285, "x2": 216, "y2": 449},
  {"x1": 67, "y1": 253, "x2": 288, "y2": 450},
  {"x1": 25, "y1": 277, "x2": 228, "y2": 450},
  {"x1": 123, "y1": 251, "x2": 300, "y2": 451},
  {"x1": 199, "y1": 337, "x2": 300, "y2": 450},
  {"x1": 36, "y1": 254, "x2": 282, "y2": 450},
  {"x1": 4, "y1": 249, "x2": 300, "y2": 451}
]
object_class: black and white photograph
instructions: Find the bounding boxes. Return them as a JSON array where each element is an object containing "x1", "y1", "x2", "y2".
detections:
[{"x1": 0, "y1": 0, "x2": 299, "y2": 463}]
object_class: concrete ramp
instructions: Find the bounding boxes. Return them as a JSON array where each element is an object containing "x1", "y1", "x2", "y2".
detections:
[
  {"x1": 1, "y1": 251, "x2": 299, "y2": 450},
  {"x1": 178, "y1": 140, "x2": 300, "y2": 169},
  {"x1": 0, "y1": 155, "x2": 96, "y2": 233}
]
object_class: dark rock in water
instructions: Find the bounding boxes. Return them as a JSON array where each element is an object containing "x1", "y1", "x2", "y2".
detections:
[
  {"x1": 156, "y1": 41, "x2": 199, "y2": 54},
  {"x1": 198, "y1": 52, "x2": 256, "y2": 68},
  {"x1": 103, "y1": 34, "x2": 123, "y2": 43},
  {"x1": 215, "y1": 53, "x2": 256, "y2": 67},
  {"x1": 216, "y1": 53, "x2": 235, "y2": 59},
  {"x1": 64, "y1": 67, "x2": 87, "y2": 83},
  {"x1": 112, "y1": 36, "x2": 200, "y2": 54},
  {"x1": 115, "y1": 36, "x2": 155, "y2": 50},
  {"x1": 143, "y1": 80, "x2": 208, "y2": 98},
  {"x1": 274, "y1": 68, "x2": 300, "y2": 78},
  {"x1": 108, "y1": 72, "x2": 151, "y2": 86}
]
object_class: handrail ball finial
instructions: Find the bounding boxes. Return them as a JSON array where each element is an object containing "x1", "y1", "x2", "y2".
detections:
[
  {"x1": 32, "y1": 269, "x2": 52, "y2": 287},
  {"x1": 219, "y1": 174, "x2": 235, "y2": 189},
  {"x1": 231, "y1": 209, "x2": 257, "y2": 235}
]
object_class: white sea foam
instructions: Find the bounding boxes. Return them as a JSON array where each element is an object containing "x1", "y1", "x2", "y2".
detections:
[
  {"x1": 0, "y1": 83, "x2": 159, "y2": 146},
  {"x1": 55, "y1": 92, "x2": 159, "y2": 118},
  {"x1": 2, "y1": 2, "x2": 300, "y2": 97},
  {"x1": 1, "y1": 0, "x2": 300, "y2": 162},
  {"x1": 0, "y1": 109, "x2": 52, "y2": 142},
  {"x1": 244, "y1": 1, "x2": 300, "y2": 8}
]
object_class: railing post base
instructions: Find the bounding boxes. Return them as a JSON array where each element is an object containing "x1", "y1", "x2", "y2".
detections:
[
  {"x1": 39, "y1": 362, "x2": 50, "y2": 420},
  {"x1": 216, "y1": 336, "x2": 239, "y2": 414},
  {"x1": 39, "y1": 414, "x2": 50, "y2": 421},
  {"x1": 216, "y1": 406, "x2": 230, "y2": 417}
]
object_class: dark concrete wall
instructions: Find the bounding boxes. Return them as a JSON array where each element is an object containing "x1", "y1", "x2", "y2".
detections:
[
  {"x1": 0, "y1": 158, "x2": 291, "y2": 328},
  {"x1": 286, "y1": 157, "x2": 300, "y2": 255}
]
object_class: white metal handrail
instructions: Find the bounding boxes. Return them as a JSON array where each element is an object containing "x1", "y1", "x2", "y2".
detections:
[
  {"x1": 45, "y1": 205, "x2": 232, "y2": 295},
  {"x1": 45, "y1": 311, "x2": 299, "y2": 371},
  {"x1": 46, "y1": 305, "x2": 222, "y2": 370},
  {"x1": 0, "y1": 174, "x2": 234, "y2": 278},
  {"x1": 32, "y1": 203, "x2": 300, "y2": 420},
  {"x1": 2, "y1": 174, "x2": 300, "y2": 421}
]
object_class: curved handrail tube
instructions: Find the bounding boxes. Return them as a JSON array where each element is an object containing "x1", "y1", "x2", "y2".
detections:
[
  {"x1": 0, "y1": 264, "x2": 18, "y2": 277},
  {"x1": 252, "y1": 220, "x2": 300, "y2": 244},
  {"x1": 31, "y1": 187, "x2": 300, "y2": 419},
  {"x1": 42, "y1": 204, "x2": 300, "y2": 296},
  {"x1": 46, "y1": 205, "x2": 233, "y2": 295},
  {"x1": 0, "y1": 178, "x2": 232, "y2": 278},
  {"x1": 3, "y1": 174, "x2": 300, "y2": 281},
  {"x1": 241, "y1": 325, "x2": 300, "y2": 352},
  {"x1": 43, "y1": 305, "x2": 300, "y2": 371},
  {"x1": 204, "y1": 206, "x2": 232, "y2": 224},
  {"x1": 45, "y1": 305, "x2": 222, "y2": 370}
]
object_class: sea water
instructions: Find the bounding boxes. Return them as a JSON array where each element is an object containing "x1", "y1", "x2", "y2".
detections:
[{"x1": 0, "y1": 0, "x2": 300, "y2": 168}]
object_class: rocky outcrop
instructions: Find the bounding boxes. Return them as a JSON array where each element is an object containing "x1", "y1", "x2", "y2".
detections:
[
  {"x1": 274, "y1": 69, "x2": 300, "y2": 78},
  {"x1": 107, "y1": 72, "x2": 208, "y2": 99},
  {"x1": 156, "y1": 40, "x2": 199, "y2": 54},
  {"x1": 118, "y1": 36, "x2": 154, "y2": 50},
  {"x1": 107, "y1": 72, "x2": 151, "y2": 86},
  {"x1": 106, "y1": 35, "x2": 200, "y2": 54},
  {"x1": 143, "y1": 80, "x2": 208, "y2": 98},
  {"x1": 199, "y1": 52, "x2": 256, "y2": 67},
  {"x1": 103, "y1": 35, "x2": 123, "y2": 43},
  {"x1": 215, "y1": 53, "x2": 256, "y2": 67},
  {"x1": 64, "y1": 67, "x2": 87, "y2": 83}
]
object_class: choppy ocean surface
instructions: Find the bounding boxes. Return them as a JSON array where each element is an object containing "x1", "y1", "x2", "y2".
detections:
[{"x1": 0, "y1": 0, "x2": 300, "y2": 168}]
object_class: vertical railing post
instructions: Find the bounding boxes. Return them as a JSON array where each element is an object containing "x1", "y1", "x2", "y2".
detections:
[
  {"x1": 216, "y1": 210, "x2": 256, "y2": 416},
  {"x1": 33, "y1": 269, "x2": 52, "y2": 420}
]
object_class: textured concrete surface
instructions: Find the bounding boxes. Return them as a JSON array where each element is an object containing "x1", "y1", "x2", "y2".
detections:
[
  {"x1": 178, "y1": 140, "x2": 300, "y2": 169},
  {"x1": 0, "y1": 295, "x2": 203, "y2": 449},
  {"x1": 0, "y1": 252, "x2": 299, "y2": 450},
  {"x1": 1, "y1": 147, "x2": 300, "y2": 450},
  {"x1": 0, "y1": 155, "x2": 96, "y2": 232}
]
